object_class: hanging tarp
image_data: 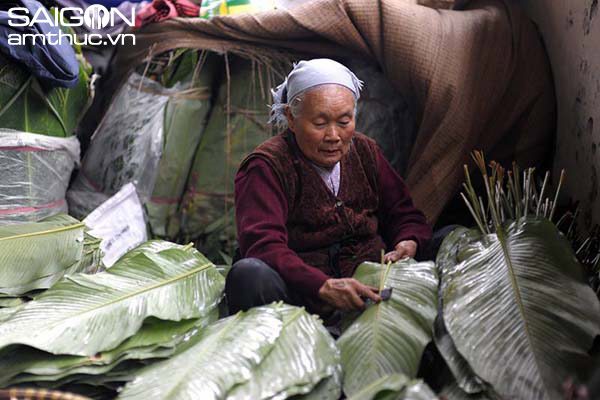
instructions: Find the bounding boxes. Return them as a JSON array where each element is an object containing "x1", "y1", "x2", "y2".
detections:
[{"x1": 106, "y1": 0, "x2": 555, "y2": 222}]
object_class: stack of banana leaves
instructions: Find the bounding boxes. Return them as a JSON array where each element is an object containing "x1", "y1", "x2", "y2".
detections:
[
  {"x1": 117, "y1": 302, "x2": 341, "y2": 400},
  {"x1": 67, "y1": 49, "x2": 217, "y2": 235},
  {"x1": 0, "y1": 214, "x2": 101, "y2": 308},
  {"x1": 145, "y1": 50, "x2": 220, "y2": 239},
  {"x1": 433, "y1": 152, "x2": 600, "y2": 399},
  {"x1": 0, "y1": 240, "x2": 225, "y2": 398},
  {"x1": 178, "y1": 54, "x2": 283, "y2": 260},
  {"x1": 0, "y1": 241, "x2": 345, "y2": 399}
]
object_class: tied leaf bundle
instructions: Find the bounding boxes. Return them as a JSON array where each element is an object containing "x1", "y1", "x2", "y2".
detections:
[
  {"x1": 337, "y1": 258, "x2": 438, "y2": 399},
  {"x1": 179, "y1": 55, "x2": 281, "y2": 259},
  {"x1": 146, "y1": 50, "x2": 219, "y2": 238},
  {"x1": 0, "y1": 241, "x2": 224, "y2": 396},
  {"x1": 436, "y1": 151, "x2": 600, "y2": 399}
]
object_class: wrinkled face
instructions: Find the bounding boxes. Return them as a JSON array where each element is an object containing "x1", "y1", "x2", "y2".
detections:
[{"x1": 285, "y1": 85, "x2": 356, "y2": 169}]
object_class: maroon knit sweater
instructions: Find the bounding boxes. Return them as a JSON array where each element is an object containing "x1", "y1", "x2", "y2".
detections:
[{"x1": 234, "y1": 131, "x2": 431, "y2": 299}]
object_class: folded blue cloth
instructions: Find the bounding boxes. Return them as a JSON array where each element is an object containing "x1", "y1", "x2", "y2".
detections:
[{"x1": 0, "y1": 0, "x2": 79, "y2": 88}]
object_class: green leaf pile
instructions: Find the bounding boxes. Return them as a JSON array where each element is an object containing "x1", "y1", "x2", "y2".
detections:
[
  {"x1": 0, "y1": 240, "x2": 224, "y2": 394},
  {"x1": 434, "y1": 154, "x2": 600, "y2": 399},
  {"x1": 436, "y1": 219, "x2": 600, "y2": 399},
  {"x1": 118, "y1": 302, "x2": 342, "y2": 400}
]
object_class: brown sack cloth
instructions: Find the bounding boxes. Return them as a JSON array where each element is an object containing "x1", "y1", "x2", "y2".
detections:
[{"x1": 105, "y1": 0, "x2": 555, "y2": 222}]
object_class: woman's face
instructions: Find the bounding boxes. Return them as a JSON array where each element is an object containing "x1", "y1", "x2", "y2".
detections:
[{"x1": 285, "y1": 85, "x2": 356, "y2": 169}]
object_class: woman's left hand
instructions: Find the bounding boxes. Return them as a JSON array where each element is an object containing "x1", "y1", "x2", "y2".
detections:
[{"x1": 383, "y1": 240, "x2": 417, "y2": 263}]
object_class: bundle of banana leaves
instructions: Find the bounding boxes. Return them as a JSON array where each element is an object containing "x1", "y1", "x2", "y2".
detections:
[
  {"x1": 145, "y1": 50, "x2": 220, "y2": 238},
  {"x1": 435, "y1": 152, "x2": 600, "y2": 400},
  {"x1": 67, "y1": 72, "x2": 170, "y2": 219},
  {"x1": 0, "y1": 240, "x2": 224, "y2": 398},
  {"x1": 337, "y1": 258, "x2": 440, "y2": 400},
  {"x1": 0, "y1": 18, "x2": 92, "y2": 224},
  {"x1": 179, "y1": 55, "x2": 284, "y2": 259},
  {"x1": 0, "y1": 214, "x2": 101, "y2": 306},
  {"x1": 118, "y1": 302, "x2": 341, "y2": 400}
]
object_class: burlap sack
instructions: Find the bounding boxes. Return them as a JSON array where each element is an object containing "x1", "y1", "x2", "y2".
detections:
[{"x1": 105, "y1": 0, "x2": 555, "y2": 222}]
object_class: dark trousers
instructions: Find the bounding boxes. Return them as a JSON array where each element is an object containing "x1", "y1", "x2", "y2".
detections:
[
  {"x1": 225, "y1": 225, "x2": 458, "y2": 315},
  {"x1": 225, "y1": 257, "x2": 299, "y2": 314}
]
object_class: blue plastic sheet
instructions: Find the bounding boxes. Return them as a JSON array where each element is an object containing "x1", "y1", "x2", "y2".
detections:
[{"x1": 0, "y1": 0, "x2": 79, "y2": 88}]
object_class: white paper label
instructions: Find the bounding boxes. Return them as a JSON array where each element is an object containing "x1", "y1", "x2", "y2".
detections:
[{"x1": 84, "y1": 183, "x2": 147, "y2": 267}]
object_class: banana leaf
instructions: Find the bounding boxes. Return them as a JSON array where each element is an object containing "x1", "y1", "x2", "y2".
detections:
[
  {"x1": 295, "y1": 369, "x2": 342, "y2": 400},
  {"x1": 0, "y1": 216, "x2": 85, "y2": 295},
  {"x1": 41, "y1": 214, "x2": 103, "y2": 274},
  {"x1": 0, "y1": 310, "x2": 218, "y2": 388},
  {"x1": 399, "y1": 381, "x2": 438, "y2": 400},
  {"x1": 0, "y1": 244, "x2": 224, "y2": 356},
  {"x1": 345, "y1": 374, "x2": 437, "y2": 400},
  {"x1": 337, "y1": 259, "x2": 438, "y2": 397},
  {"x1": 117, "y1": 305, "x2": 284, "y2": 400},
  {"x1": 433, "y1": 227, "x2": 485, "y2": 395},
  {"x1": 0, "y1": 51, "x2": 91, "y2": 137},
  {"x1": 0, "y1": 297, "x2": 24, "y2": 308},
  {"x1": 118, "y1": 303, "x2": 341, "y2": 400},
  {"x1": 226, "y1": 304, "x2": 342, "y2": 400},
  {"x1": 439, "y1": 382, "x2": 495, "y2": 400},
  {"x1": 438, "y1": 217, "x2": 600, "y2": 399},
  {"x1": 346, "y1": 374, "x2": 409, "y2": 400},
  {"x1": 432, "y1": 313, "x2": 484, "y2": 395},
  {"x1": 114, "y1": 239, "x2": 188, "y2": 262}
]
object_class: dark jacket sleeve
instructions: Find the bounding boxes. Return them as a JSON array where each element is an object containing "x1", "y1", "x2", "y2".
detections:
[
  {"x1": 376, "y1": 147, "x2": 432, "y2": 251},
  {"x1": 234, "y1": 158, "x2": 330, "y2": 298}
]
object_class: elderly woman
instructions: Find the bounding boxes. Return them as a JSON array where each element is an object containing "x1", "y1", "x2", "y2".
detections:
[{"x1": 226, "y1": 58, "x2": 432, "y2": 317}]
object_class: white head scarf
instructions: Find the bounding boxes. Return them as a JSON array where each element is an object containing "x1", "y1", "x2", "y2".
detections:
[{"x1": 269, "y1": 58, "x2": 363, "y2": 128}]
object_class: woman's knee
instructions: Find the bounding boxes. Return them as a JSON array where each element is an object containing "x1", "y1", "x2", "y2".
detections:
[
  {"x1": 225, "y1": 258, "x2": 289, "y2": 313},
  {"x1": 228, "y1": 258, "x2": 279, "y2": 282}
]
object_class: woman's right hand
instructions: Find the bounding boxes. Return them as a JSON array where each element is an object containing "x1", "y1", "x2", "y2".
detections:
[{"x1": 318, "y1": 278, "x2": 381, "y2": 311}]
